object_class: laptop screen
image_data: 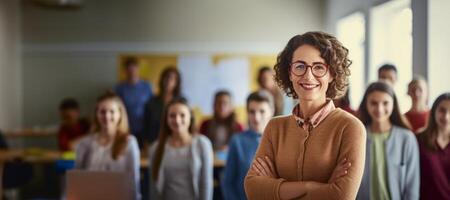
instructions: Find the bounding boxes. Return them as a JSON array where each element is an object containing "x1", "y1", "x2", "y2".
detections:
[{"x1": 66, "y1": 170, "x2": 133, "y2": 200}]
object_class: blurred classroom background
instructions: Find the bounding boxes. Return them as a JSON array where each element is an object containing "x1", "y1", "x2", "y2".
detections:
[{"x1": 0, "y1": 0, "x2": 449, "y2": 199}]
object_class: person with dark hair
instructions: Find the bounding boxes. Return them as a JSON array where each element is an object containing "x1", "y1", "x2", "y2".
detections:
[
  {"x1": 244, "y1": 31, "x2": 366, "y2": 200},
  {"x1": 333, "y1": 88, "x2": 357, "y2": 116},
  {"x1": 416, "y1": 93, "x2": 450, "y2": 200},
  {"x1": 115, "y1": 57, "x2": 153, "y2": 148},
  {"x1": 222, "y1": 91, "x2": 274, "y2": 200},
  {"x1": 200, "y1": 90, "x2": 244, "y2": 153},
  {"x1": 405, "y1": 76, "x2": 430, "y2": 133},
  {"x1": 143, "y1": 67, "x2": 183, "y2": 145},
  {"x1": 257, "y1": 66, "x2": 284, "y2": 116},
  {"x1": 356, "y1": 81, "x2": 419, "y2": 200},
  {"x1": 57, "y1": 98, "x2": 90, "y2": 151},
  {"x1": 149, "y1": 98, "x2": 213, "y2": 200},
  {"x1": 75, "y1": 91, "x2": 141, "y2": 199},
  {"x1": 378, "y1": 63, "x2": 398, "y2": 86}
]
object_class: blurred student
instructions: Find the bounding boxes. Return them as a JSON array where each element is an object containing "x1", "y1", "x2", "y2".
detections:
[
  {"x1": 58, "y1": 98, "x2": 90, "y2": 151},
  {"x1": 417, "y1": 93, "x2": 450, "y2": 200},
  {"x1": 221, "y1": 91, "x2": 274, "y2": 200},
  {"x1": 200, "y1": 90, "x2": 243, "y2": 155},
  {"x1": 333, "y1": 88, "x2": 357, "y2": 116},
  {"x1": 75, "y1": 91, "x2": 141, "y2": 200},
  {"x1": 357, "y1": 82, "x2": 419, "y2": 200},
  {"x1": 144, "y1": 67, "x2": 183, "y2": 145},
  {"x1": 115, "y1": 57, "x2": 153, "y2": 148},
  {"x1": 405, "y1": 76, "x2": 430, "y2": 133},
  {"x1": 378, "y1": 64, "x2": 398, "y2": 86},
  {"x1": 149, "y1": 98, "x2": 213, "y2": 200},
  {"x1": 257, "y1": 66, "x2": 284, "y2": 116}
]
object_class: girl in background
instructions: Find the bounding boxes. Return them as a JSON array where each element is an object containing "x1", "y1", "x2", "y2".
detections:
[
  {"x1": 75, "y1": 91, "x2": 140, "y2": 200},
  {"x1": 149, "y1": 98, "x2": 213, "y2": 200},
  {"x1": 200, "y1": 90, "x2": 243, "y2": 154},
  {"x1": 357, "y1": 82, "x2": 419, "y2": 200},
  {"x1": 257, "y1": 67, "x2": 284, "y2": 116},
  {"x1": 417, "y1": 93, "x2": 450, "y2": 200},
  {"x1": 144, "y1": 67, "x2": 183, "y2": 145}
]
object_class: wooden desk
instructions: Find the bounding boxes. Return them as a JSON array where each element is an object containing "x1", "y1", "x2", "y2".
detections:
[
  {"x1": 0, "y1": 150, "x2": 225, "y2": 168},
  {"x1": 4, "y1": 129, "x2": 57, "y2": 138},
  {"x1": 0, "y1": 149, "x2": 225, "y2": 199},
  {"x1": 0, "y1": 149, "x2": 60, "y2": 163}
]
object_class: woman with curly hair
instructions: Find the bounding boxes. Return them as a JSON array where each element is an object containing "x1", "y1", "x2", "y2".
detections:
[{"x1": 244, "y1": 31, "x2": 366, "y2": 200}]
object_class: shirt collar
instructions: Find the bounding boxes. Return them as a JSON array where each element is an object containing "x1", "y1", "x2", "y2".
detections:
[{"x1": 292, "y1": 100, "x2": 336, "y2": 131}]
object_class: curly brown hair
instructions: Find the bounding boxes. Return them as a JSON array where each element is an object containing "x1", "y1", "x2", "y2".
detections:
[{"x1": 274, "y1": 31, "x2": 352, "y2": 99}]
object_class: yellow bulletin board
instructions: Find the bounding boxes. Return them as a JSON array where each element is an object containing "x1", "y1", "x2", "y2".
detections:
[{"x1": 118, "y1": 54, "x2": 277, "y2": 128}]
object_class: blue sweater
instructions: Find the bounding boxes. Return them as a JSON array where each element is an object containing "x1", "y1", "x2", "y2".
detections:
[
  {"x1": 115, "y1": 80, "x2": 153, "y2": 137},
  {"x1": 221, "y1": 130, "x2": 261, "y2": 200}
]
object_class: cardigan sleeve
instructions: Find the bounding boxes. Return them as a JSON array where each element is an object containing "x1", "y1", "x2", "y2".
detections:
[
  {"x1": 304, "y1": 118, "x2": 366, "y2": 200},
  {"x1": 125, "y1": 136, "x2": 141, "y2": 200},
  {"x1": 74, "y1": 135, "x2": 92, "y2": 169},
  {"x1": 244, "y1": 119, "x2": 285, "y2": 200},
  {"x1": 403, "y1": 131, "x2": 420, "y2": 200},
  {"x1": 148, "y1": 142, "x2": 161, "y2": 200},
  {"x1": 198, "y1": 136, "x2": 214, "y2": 200}
]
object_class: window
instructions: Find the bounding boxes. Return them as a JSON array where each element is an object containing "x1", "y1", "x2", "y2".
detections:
[
  {"x1": 337, "y1": 12, "x2": 365, "y2": 110},
  {"x1": 370, "y1": 0, "x2": 412, "y2": 112}
]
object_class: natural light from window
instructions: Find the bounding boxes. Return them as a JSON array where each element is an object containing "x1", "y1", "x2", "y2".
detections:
[
  {"x1": 337, "y1": 12, "x2": 365, "y2": 110},
  {"x1": 370, "y1": 0, "x2": 412, "y2": 113}
]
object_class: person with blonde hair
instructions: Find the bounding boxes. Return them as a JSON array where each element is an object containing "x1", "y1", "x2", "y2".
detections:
[{"x1": 75, "y1": 91, "x2": 141, "y2": 200}]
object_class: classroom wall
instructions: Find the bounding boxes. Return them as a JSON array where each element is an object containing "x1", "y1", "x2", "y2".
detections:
[
  {"x1": 0, "y1": 0, "x2": 22, "y2": 130},
  {"x1": 21, "y1": 0, "x2": 325, "y2": 127},
  {"x1": 428, "y1": 0, "x2": 450, "y2": 102}
]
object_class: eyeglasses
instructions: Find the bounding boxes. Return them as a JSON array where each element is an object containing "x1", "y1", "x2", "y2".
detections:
[{"x1": 290, "y1": 61, "x2": 329, "y2": 77}]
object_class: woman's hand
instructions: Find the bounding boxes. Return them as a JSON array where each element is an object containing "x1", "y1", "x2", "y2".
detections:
[
  {"x1": 328, "y1": 158, "x2": 351, "y2": 183},
  {"x1": 252, "y1": 156, "x2": 277, "y2": 178}
]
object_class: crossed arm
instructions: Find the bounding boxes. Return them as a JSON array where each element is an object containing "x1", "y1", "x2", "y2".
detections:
[
  {"x1": 252, "y1": 156, "x2": 352, "y2": 200},
  {"x1": 244, "y1": 119, "x2": 366, "y2": 200}
]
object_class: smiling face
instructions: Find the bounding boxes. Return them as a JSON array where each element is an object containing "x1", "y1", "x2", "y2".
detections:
[
  {"x1": 366, "y1": 91, "x2": 394, "y2": 124},
  {"x1": 435, "y1": 99, "x2": 450, "y2": 132},
  {"x1": 167, "y1": 103, "x2": 192, "y2": 135},
  {"x1": 289, "y1": 45, "x2": 333, "y2": 103},
  {"x1": 96, "y1": 99, "x2": 122, "y2": 134}
]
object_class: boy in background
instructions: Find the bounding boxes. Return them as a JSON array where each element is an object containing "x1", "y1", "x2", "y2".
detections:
[{"x1": 58, "y1": 98, "x2": 90, "y2": 151}]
